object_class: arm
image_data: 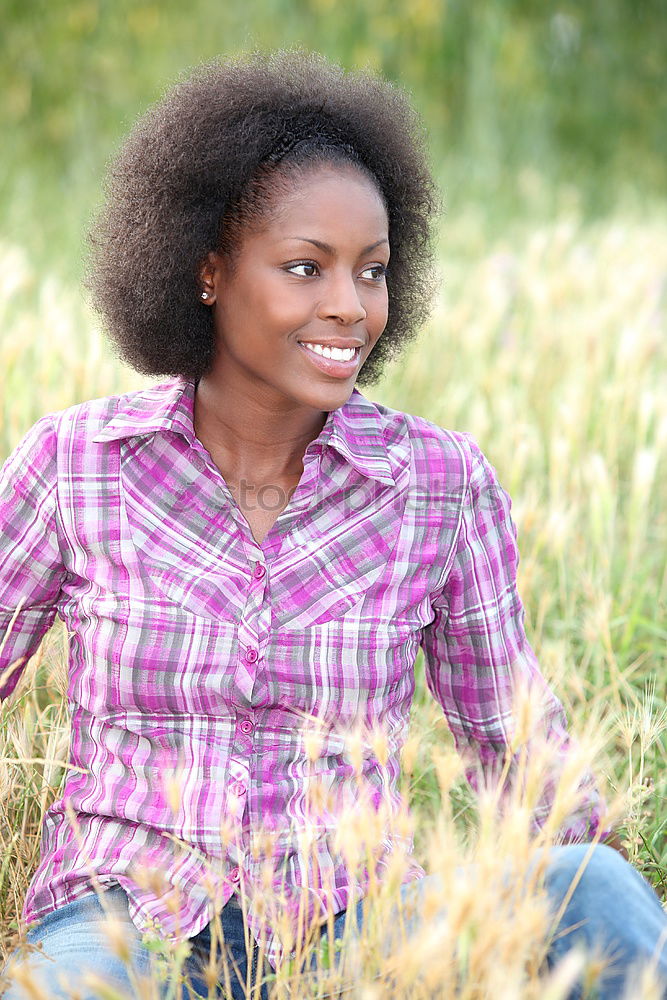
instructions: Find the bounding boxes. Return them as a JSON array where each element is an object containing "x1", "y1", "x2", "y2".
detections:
[
  {"x1": 0, "y1": 414, "x2": 66, "y2": 701},
  {"x1": 419, "y1": 435, "x2": 607, "y2": 843}
]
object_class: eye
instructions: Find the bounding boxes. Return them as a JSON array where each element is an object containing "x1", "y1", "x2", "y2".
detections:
[
  {"x1": 360, "y1": 264, "x2": 387, "y2": 281},
  {"x1": 286, "y1": 261, "x2": 319, "y2": 277}
]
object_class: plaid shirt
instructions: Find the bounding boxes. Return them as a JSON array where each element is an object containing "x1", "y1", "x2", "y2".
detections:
[{"x1": 0, "y1": 377, "x2": 603, "y2": 971}]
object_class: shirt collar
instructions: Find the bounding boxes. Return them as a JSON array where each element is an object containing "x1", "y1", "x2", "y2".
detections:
[
  {"x1": 321, "y1": 387, "x2": 395, "y2": 485},
  {"x1": 93, "y1": 378, "x2": 395, "y2": 486},
  {"x1": 92, "y1": 378, "x2": 199, "y2": 446}
]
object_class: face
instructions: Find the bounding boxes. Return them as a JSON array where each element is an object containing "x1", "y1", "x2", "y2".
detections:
[{"x1": 201, "y1": 165, "x2": 390, "y2": 414}]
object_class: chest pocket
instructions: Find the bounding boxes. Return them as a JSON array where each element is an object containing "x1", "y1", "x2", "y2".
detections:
[
  {"x1": 121, "y1": 435, "x2": 248, "y2": 621},
  {"x1": 264, "y1": 614, "x2": 420, "y2": 724},
  {"x1": 270, "y1": 479, "x2": 407, "y2": 629}
]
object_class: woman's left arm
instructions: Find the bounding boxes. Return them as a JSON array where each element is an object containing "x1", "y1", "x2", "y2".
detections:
[
  {"x1": 419, "y1": 435, "x2": 616, "y2": 846},
  {"x1": 0, "y1": 414, "x2": 67, "y2": 701}
]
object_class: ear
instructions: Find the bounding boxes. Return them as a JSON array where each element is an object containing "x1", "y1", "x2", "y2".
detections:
[{"x1": 198, "y1": 251, "x2": 224, "y2": 305}]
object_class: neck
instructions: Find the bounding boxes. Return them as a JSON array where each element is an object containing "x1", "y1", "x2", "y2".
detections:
[{"x1": 193, "y1": 376, "x2": 328, "y2": 484}]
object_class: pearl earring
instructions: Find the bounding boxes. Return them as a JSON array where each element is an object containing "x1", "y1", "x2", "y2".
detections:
[{"x1": 201, "y1": 291, "x2": 210, "y2": 300}]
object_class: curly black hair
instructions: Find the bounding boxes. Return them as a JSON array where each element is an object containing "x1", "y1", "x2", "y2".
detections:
[{"x1": 87, "y1": 49, "x2": 440, "y2": 386}]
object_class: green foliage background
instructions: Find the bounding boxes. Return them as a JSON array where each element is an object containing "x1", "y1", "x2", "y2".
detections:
[
  {"x1": 2, "y1": 0, "x2": 666, "y2": 274},
  {"x1": 2, "y1": 3, "x2": 667, "y2": 975}
]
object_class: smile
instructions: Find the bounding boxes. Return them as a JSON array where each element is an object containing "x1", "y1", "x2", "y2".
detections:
[
  {"x1": 297, "y1": 341, "x2": 362, "y2": 378},
  {"x1": 299, "y1": 342, "x2": 359, "y2": 361}
]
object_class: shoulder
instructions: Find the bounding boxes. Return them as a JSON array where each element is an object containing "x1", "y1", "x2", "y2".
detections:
[
  {"x1": 28, "y1": 379, "x2": 189, "y2": 456},
  {"x1": 2, "y1": 380, "x2": 180, "y2": 473},
  {"x1": 360, "y1": 392, "x2": 484, "y2": 494},
  {"x1": 51, "y1": 380, "x2": 178, "y2": 438}
]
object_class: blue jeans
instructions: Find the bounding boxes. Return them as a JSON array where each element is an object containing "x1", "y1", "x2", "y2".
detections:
[{"x1": 3, "y1": 845, "x2": 666, "y2": 999}]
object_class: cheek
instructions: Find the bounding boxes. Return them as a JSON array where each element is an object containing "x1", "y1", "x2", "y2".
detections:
[
  {"x1": 224, "y1": 275, "x2": 310, "y2": 339},
  {"x1": 258, "y1": 293, "x2": 313, "y2": 337},
  {"x1": 369, "y1": 288, "x2": 389, "y2": 336}
]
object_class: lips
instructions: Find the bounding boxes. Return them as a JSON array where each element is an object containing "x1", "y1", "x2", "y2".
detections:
[
  {"x1": 297, "y1": 341, "x2": 362, "y2": 378},
  {"x1": 297, "y1": 339, "x2": 364, "y2": 351}
]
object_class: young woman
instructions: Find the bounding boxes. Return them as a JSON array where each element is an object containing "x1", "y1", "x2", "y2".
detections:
[{"x1": 2, "y1": 51, "x2": 666, "y2": 1000}]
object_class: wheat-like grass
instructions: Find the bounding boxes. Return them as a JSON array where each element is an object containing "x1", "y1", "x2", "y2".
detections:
[{"x1": 1, "y1": 207, "x2": 666, "y2": 996}]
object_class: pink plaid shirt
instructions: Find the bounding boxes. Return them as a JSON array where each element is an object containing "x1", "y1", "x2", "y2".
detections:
[{"x1": 0, "y1": 378, "x2": 603, "y2": 970}]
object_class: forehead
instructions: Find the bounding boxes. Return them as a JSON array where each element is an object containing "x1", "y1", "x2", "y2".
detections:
[{"x1": 262, "y1": 164, "x2": 389, "y2": 241}]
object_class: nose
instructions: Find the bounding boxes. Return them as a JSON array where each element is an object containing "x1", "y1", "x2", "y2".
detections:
[{"x1": 317, "y1": 270, "x2": 367, "y2": 326}]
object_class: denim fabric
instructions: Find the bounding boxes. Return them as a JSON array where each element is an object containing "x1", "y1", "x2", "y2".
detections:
[
  {"x1": 3, "y1": 845, "x2": 666, "y2": 999},
  {"x1": 1, "y1": 889, "x2": 264, "y2": 1000},
  {"x1": 542, "y1": 845, "x2": 667, "y2": 998}
]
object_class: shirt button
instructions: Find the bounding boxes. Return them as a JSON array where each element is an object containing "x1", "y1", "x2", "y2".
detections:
[
  {"x1": 253, "y1": 562, "x2": 266, "y2": 580},
  {"x1": 231, "y1": 781, "x2": 246, "y2": 797},
  {"x1": 230, "y1": 866, "x2": 241, "y2": 882},
  {"x1": 240, "y1": 720, "x2": 253, "y2": 735},
  {"x1": 244, "y1": 647, "x2": 258, "y2": 663}
]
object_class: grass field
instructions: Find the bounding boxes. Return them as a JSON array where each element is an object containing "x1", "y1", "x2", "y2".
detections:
[{"x1": 1, "y1": 204, "x2": 666, "y2": 997}]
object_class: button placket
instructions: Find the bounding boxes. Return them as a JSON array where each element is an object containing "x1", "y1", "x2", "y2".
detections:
[
  {"x1": 234, "y1": 556, "x2": 271, "y2": 700},
  {"x1": 227, "y1": 758, "x2": 250, "y2": 820}
]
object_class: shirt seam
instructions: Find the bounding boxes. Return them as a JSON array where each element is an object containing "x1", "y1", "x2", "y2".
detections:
[
  {"x1": 49, "y1": 411, "x2": 66, "y2": 559},
  {"x1": 425, "y1": 430, "x2": 475, "y2": 606}
]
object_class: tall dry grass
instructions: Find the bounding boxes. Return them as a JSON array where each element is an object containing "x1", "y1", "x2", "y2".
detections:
[{"x1": 1, "y1": 206, "x2": 666, "y2": 997}]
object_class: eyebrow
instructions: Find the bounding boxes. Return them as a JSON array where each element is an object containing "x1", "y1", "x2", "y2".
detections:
[{"x1": 285, "y1": 237, "x2": 389, "y2": 256}]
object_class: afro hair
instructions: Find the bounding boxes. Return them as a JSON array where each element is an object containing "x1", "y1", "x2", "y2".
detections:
[{"x1": 87, "y1": 49, "x2": 440, "y2": 385}]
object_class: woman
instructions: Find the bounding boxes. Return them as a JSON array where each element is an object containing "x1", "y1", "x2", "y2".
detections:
[{"x1": 1, "y1": 51, "x2": 666, "y2": 1000}]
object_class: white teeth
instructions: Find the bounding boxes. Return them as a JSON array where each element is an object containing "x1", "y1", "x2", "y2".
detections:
[{"x1": 301, "y1": 343, "x2": 357, "y2": 362}]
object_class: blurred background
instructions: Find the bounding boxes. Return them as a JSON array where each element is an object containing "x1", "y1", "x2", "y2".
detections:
[
  {"x1": 2, "y1": 0, "x2": 666, "y2": 275},
  {"x1": 1, "y1": 0, "x2": 667, "y2": 931}
]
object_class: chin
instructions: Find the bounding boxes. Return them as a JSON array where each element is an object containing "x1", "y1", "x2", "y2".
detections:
[{"x1": 300, "y1": 382, "x2": 356, "y2": 412}]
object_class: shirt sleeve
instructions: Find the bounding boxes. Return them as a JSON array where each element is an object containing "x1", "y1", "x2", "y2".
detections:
[
  {"x1": 0, "y1": 414, "x2": 66, "y2": 701},
  {"x1": 419, "y1": 435, "x2": 606, "y2": 842}
]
